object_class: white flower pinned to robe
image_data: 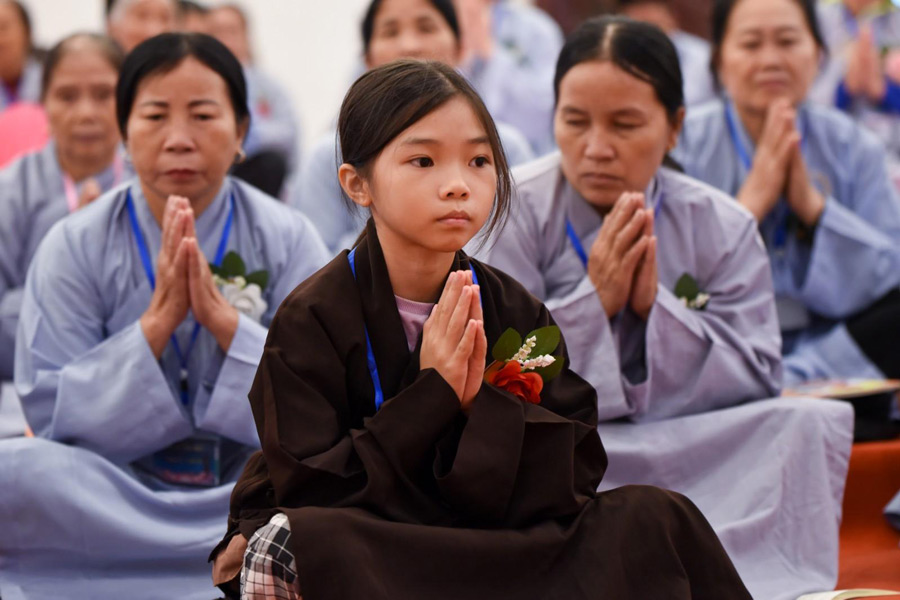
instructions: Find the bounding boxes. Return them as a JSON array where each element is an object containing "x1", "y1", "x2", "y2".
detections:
[
  {"x1": 674, "y1": 273, "x2": 710, "y2": 311},
  {"x1": 210, "y1": 251, "x2": 269, "y2": 322}
]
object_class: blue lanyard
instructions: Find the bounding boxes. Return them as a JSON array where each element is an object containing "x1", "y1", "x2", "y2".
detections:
[
  {"x1": 126, "y1": 189, "x2": 236, "y2": 406},
  {"x1": 724, "y1": 101, "x2": 805, "y2": 252},
  {"x1": 565, "y1": 186, "x2": 663, "y2": 269},
  {"x1": 347, "y1": 248, "x2": 480, "y2": 411}
]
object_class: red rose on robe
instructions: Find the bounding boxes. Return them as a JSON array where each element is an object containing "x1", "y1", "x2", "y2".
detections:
[{"x1": 485, "y1": 361, "x2": 543, "y2": 405}]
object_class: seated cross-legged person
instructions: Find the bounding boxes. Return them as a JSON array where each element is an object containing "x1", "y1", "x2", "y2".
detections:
[
  {"x1": 0, "y1": 33, "x2": 328, "y2": 599},
  {"x1": 213, "y1": 59, "x2": 752, "y2": 600},
  {"x1": 478, "y1": 17, "x2": 854, "y2": 600},
  {"x1": 675, "y1": 0, "x2": 900, "y2": 388},
  {"x1": 290, "y1": 0, "x2": 534, "y2": 254},
  {"x1": 0, "y1": 33, "x2": 128, "y2": 384}
]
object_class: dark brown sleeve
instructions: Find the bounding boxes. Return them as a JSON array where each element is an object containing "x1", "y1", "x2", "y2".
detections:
[
  {"x1": 434, "y1": 305, "x2": 607, "y2": 527},
  {"x1": 250, "y1": 298, "x2": 462, "y2": 519}
]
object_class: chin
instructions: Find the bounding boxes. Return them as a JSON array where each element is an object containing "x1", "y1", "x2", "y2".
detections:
[{"x1": 578, "y1": 188, "x2": 618, "y2": 213}]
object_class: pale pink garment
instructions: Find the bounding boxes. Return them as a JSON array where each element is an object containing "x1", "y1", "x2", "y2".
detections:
[
  {"x1": 395, "y1": 295, "x2": 434, "y2": 352},
  {"x1": 0, "y1": 103, "x2": 49, "y2": 168}
]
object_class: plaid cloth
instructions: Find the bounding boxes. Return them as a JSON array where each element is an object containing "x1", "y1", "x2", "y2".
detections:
[{"x1": 241, "y1": 513, "x2": 301, "y2": 599}]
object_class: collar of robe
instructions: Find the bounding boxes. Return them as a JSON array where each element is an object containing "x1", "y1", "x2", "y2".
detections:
[{"x1": 347, "y1": 219, "x2": 501, "y2": 411}]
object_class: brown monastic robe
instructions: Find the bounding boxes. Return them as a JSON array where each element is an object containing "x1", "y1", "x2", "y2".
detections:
[{"x1": 213, "y1": 221, "x2": 751, "y2": 600}]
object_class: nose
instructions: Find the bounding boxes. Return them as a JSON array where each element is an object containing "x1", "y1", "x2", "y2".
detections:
[
  {"x1": 584, "y1": 130, "x2": 615, "y2": 162},
  {"x1": 758, "y1": 41, "x2": 784, "y2": 68},
  {"x1": 162, "y1": 122, "x2": 197, "y2": 153},
  {"x1": 440, "y1": 172, "x2": 470, "y2": 200},
  {"x1": 398, "y1": 32, "x2": 426, "y2": 58}
]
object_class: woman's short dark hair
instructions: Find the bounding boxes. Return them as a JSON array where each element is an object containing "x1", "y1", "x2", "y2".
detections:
[
  {"x1": 361, "y1": 0, "x2": 460, "y2": 54},
  {"x1": 41, "y1": 34, "x2": 125, "y2": 101},
  {"x1": 554, "y1": 16, "x2": 684, "y2": 124},
  {"x1": 115, "y1": 32, "x2": 249, "y2": 138},
  {"x1": 710, "y1": 0, "x2": 825, "y2": 81},
  {"x1": 338, "y1": 59, "x2": 511, "y2": 240}
]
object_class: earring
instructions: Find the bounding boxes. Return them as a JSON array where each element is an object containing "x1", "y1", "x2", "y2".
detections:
[{"x1": 235, "y1": 148, "x2": 247, "y2": 164}]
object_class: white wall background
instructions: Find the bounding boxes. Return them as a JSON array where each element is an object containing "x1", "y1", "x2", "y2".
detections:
[{"x1": 23, "y1": 0, "x2": 374, "y2": 153}]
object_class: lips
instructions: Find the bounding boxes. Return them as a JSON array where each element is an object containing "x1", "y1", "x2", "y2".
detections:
[
  {"x1": 580, "y1": 173, "x2": 622, "y2": 186},
  {"x1": 164, "y1": 168, "x2": 200, "y2": 179},
  {"x1": 437, "y1": 210, "x2": 471, "y2": 225}
]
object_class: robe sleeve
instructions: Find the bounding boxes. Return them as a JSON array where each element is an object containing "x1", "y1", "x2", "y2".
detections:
[
  {"x1": 433, "y1": 304, "x2": 605, "y2": 527},
  {"x1": 193, "y1": 214, "x2": 331, "y2": 448},
  {"x1": 0, "y1": 167, "x2": 29, "y2": 380},
  {"x1": 794, "y1": 137, "x2": 900, "y2": 317},
  {"x1": 551, "y1": 218, "x2": 782, "y2": 422},
  {"x1": 15, "y1": 229, "x2": 194, "y2": 462}
]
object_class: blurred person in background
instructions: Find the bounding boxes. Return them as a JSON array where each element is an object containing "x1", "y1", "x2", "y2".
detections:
[
  {"x1": 0, "y1": 0, "x2": 40, "y2": 111},
  {"x1": 106, "y1": 0, "x2": 178, "y2": 53},
  {"x1": 209, "y1": 3, "x2": 300, "y2": 197},
  {"x1": 454, "y1": 0, "x2": 563, "y2": 154},
  {"x1": 179, "y1": 0, "x2": 211, "y2": 34},
  {"x1": 811, "y1": 0, "x2": 900, "y2": 170},
  {"x1": 0, "y1": 33, "x2": 128, "y2": 385},
  {"x1": 616, "y1": 0, "x2": 718, "y2": 107},
  {"x1": 290, "y1": 0, "x2": 534, "y2": 255}
]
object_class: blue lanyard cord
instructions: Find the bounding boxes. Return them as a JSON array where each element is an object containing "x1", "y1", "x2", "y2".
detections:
[
  {"x1": 348, "y1": 248, "x2": 479, "y2": 411},
  {"x1": 724, "y1": 102, "x2": 806, "y2": 253},
  {"x1": 566, "y1": 187, "x2": 663, "y2": 269},
  {"x1": 126, "y1": 190, "x2": 236, "y2": 405}
]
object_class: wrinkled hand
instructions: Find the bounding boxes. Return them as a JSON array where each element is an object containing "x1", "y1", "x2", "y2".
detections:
[
  {"x1": 140, "y1": 196, "x2": 194, "y2": 358},
  {"x1": 587, "y1": 192, "x2": 650, "y2": 319},
  {"x1": 846, "y1": 25, "x2": 886, "y2": 102},
  {"x1": 77, "y1": 178, "x2": 102, "y2": 209},
  {"x1": 785, "y1": 141, "x2": 825, "y2": 227},
  {"x1": 629, "y1": 210, "x2": 658, "y2": 321},
  {"x1": 185, "y1": 237, "x2": 239, "y2": 352},
  {"x1": 420, "y1": 270, "x2": 485, "y2": 408},
  {"x1": 736, "y1": 98, "x2": 798, "y2": 222}
]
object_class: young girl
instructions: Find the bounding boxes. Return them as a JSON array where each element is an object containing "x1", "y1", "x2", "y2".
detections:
[{"x1": 213, "y1": 59, "x2": 750, "y2": 600}]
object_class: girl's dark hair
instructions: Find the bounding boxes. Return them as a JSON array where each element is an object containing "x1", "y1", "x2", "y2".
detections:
[
  {"x1": 41, "y1": 34, "x2": 125, "y2": 101},
  {"x1": 361, "y1": 0, "x2": 460, "y2": 53},
  {"x1": 115, "y1": 32, "x2": 249, "y2": 138},
  {"x1": 338, "y1": 59, "x2": 511, "y2": 240},
  {"x1": 554, "y1": 16, "x2": 684, "y2": 124},
  {"x1": 710, "y1": 0, "x2": 825, "y2": 83}
]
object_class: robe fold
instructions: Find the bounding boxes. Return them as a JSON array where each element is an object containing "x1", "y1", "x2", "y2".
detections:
[
  {"x1": 674, "y1": 99, "x2": 900, "y2": 384},
  {"x1": 0, "y1": 177, "x2": 329, "y2": 599},
  {"x1": 217, "y1": 220, "x2": 750, "y2": 600},
  {"x1": 476, "y1": 155, "x2": 855, "y2": 600}
]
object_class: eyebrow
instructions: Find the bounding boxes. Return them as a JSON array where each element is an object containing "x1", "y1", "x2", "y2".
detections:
[
  {"x1": 400, "y1": 135, "x2": 491, "y2": 146},
  {"x1": 559, "y1": 106, "x2": 589, "y2": 116},
  {"x1": 137, "y1": 99, "x2": 221, "y2": 108}
]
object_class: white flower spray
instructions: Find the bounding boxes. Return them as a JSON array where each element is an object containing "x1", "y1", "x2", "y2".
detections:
[{"x1": 510, "y1": 336, "x2": 556, "y2": 371}]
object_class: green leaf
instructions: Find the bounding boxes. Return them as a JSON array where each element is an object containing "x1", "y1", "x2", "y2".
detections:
[
  {"x1": 525, "y1": 325, "x2": 561, "y2": 357},
  {"x1": 220, "y1": 251, "x2": 246, "y2": 278},
  {"x1": 245, "y1": 270, "x2": 270, "y2": 290},
  {"x1": 674, "y1": 273, "x2": 700, "y2": 301},
  {"x1": 534, "y1": 353, "x2": 565, "y2": 383},
  {"x1": 492, "y1": 328, "x2": 523, "y2": 362},
  {"x1": 209, "y1": 263, "x2": 225, "y2": 278}
]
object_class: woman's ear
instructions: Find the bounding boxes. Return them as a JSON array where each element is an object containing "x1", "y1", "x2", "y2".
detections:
[
  {"x1": 667, "y1": 106, "x2": 686, "y2": 152},
  {"x1": 338, "y1": 163, "x2": 373, "y2": 208}
]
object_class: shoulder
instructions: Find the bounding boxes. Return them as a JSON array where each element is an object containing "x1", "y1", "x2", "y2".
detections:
[
  {"x1": 233, "y1": 178, "x2": 327, "y2": 245},
  {"x1": 659, "y1": 167, "x2": 754, "y2": 231},
  {"x1": 498, "y1": 2, "x2": 561, "y2": 38},
  {"x1": 803, "y1": 102, "x2": 885, "y2": 157},
  {"x1": 509, "y1": 152, "x2": 565, "y2": 221},
  {"x1": 681, "y1": 100, "x2": 727, "y2": 140}
]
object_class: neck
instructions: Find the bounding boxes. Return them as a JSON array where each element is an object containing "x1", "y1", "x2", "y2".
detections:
[
  {"x1": 141, "y1": 182, "x2": 221, "y2": 227},
  {"x1": 56, "y1": 146, "x2": 117, "y2": 184},
  {"x1": 733, "y1": 102, "x2": 767, "y2": 145},
  {"x1": 377, "y1": 227, "x2": 456, "y2": 303}
]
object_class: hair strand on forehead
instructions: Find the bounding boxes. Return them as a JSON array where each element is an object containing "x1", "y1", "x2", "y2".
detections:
[{"x1": 337, "y1": 59, "x2": 512, "y2": 244}]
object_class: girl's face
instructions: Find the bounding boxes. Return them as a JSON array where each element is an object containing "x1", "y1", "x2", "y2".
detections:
[
  {"x1": 554, "y1": 60, "x2": 681, "y2": 211},
  {"x1": 44, "y1": 43, "x2": 120, "y2": 168},
  {"x1": 108, "y1": 0, "x2": 177, "y2": 53},
  {"x1": 353, "y1": 96, "x2": 496, "y2": 254},
  {"x1": 125, "y1": 57, "x2": 247, "y2": 207},
  {"x1": 0, "y1": 1, "x2": 28, "y2": 82},
  {"x1": 366, "y1": 0, "x2": 460, "y2": 68},
  {"x1": 717, "y1": 0, "x2": 820, "y2": 113}
]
